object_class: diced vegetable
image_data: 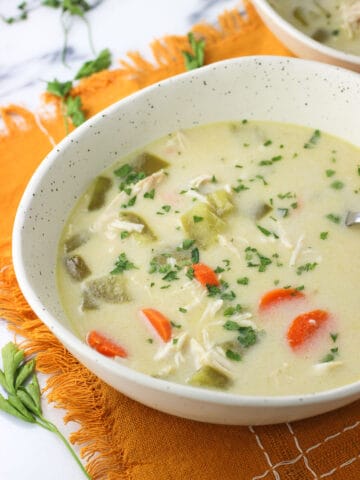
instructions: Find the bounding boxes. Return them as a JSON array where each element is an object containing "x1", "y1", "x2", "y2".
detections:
[
  {"x1": 87, "y1": 330, "x2": 128, "y2": 358},
  {"x1": 293, "y1": 6, "x2": 308, "y2": 26},
  {"x1": 254, "y1": 203, "x2": 272, "y2": 221},
  {"x1": 181, "y1": 202, "x2": 225, "y2": 248},
  {"x1": 259, "y1": 288, "x2": 305, "y2": 310},
  {"x1": 188, "y1": 365, "x2": 231, "y2": 389},
  {"x1": 64, "y1": 231, "x2": 90, "y2": 253},
  {"x1": 206, "y1": 189, "x2": 234, "y2": 217},
  {"x1": 86, "y1": 276, "x2": 130, "y2": 303},
  {"x1": 81, "y1": 290, "x2": 99, "y2": 311},
  {"x1": 119, "y1": 211, "x2": 156, "y2": 242},
  {"x1": 140, "y1": 308, "x2": 172, "y2": 342},
  {"x1": 192, "y1": 263, "x2": 220, "y2": 287},
  {"x1": 151, "y1": 248, "x2": 192, "y2": 269},
  {"x1": 88, "y1": 176, "x2": 112, "y2": 211},
  {"x1": 134, "y1": 152, "x2": 169, "y2": 175},
  {"x1": 64, "y1": 255, "x2": 91, "y2": 281},
  {"x1": 287, "y1": 310, "x2": 329, "y2": 349}
]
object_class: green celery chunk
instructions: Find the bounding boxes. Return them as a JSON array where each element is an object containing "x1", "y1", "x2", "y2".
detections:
[
  {"x1": 120, "y1": 212, "x2": 156, "y2": 242},
  {"x1": 189, "y1": 365, "x2": 231, "y2": 390},
  {"x1": 64, "y1": 255, "x2": 91, "y2": 281},
  {"x1": 293, "y1": 6, "x2": 308, "y2": 26},
  {"x1": 206, "y1": 189, "x2": 234, "y2": 217},
  {"x1": 86, "y1": 275, "x2": 130, "y2": 303},
  {"x1": 88, "y1": 176, "x2": 112, "y2": 211},
  {"x1": 64, "y1": 231, "x2": 90, "y2": 253},
  {"x1": 181, "y1": 202, "x2": 225, "y2": 248},
  {"x1": 254, "y1": 203, "x2": 272, "y2": 221},
  {"x1": 134, "y1": 152, "x2": 169, "y2": 175},
  {"x1": 81, "y1": 290, "x2": 99, "y2": 311}
]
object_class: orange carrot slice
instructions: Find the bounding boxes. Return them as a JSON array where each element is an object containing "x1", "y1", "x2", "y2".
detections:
[
  {"x1": 287, "y1": 310, "x2": 329, "y2": 349},
  {"x1": 259, "y1": 288, "x2": 305, "y2": 310},
  {"x1": 86, "y1": 330, "x2": 128, "y2": 358},
  {"x1": 192, "y1": 263, "x2": 220, "y2": 287},
  {"x1": 140, "y1": 308, "x2": 172, "y2": 342}
]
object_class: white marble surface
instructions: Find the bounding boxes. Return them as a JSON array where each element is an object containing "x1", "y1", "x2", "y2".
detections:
[{"x1": 0, "y1": 1, "x2": 240, "y2": 478}]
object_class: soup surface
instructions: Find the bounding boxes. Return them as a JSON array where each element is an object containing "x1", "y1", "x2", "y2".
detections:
[
  {"x1": 269, "y1": 0, "x2": 360, "y2": 55},
  {"x1": 57, "y1": 121, "x2": 360, "y2": 396}
]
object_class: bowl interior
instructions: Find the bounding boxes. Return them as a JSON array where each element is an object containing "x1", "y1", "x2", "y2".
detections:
[{"x1": 13, "y1": 56, "x2": 360, "y2": 397}]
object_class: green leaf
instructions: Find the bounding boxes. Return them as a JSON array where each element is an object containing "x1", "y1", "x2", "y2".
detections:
[
  {"x1": 237, "y1": 326, "x2": 257, "y2": 348},
  {"x1": 46, "y1": 79, "x2": 73, "y2": 98},
  {"x1": 304, "y1": 129, "x2": 321, "y2": 149},
  {"x1": 17, "y1": 388, "x2": 41, "y2": 416},
  {"x1": 2, "y1": 342, "x2": 24, "y2": 394},
  {"x1": 75, "y1": 48, "x2": 112, "y2": 79},
  {"x1": 15, "y1": 358, "x2": 35, "y2": 389},
  {"x1": 0, "y1": 369, "x2": 9, "y2": 393},
  {"x1": 182, "y1": 32, "x2": 205, "y2": 71},
  {"x1": 62, "y1": 0, "x2": 90, "y2": 16},
  {"x1": 42, "y1": 0, "x2": 61, "y2": 7},
  {"x1": 0, "y1": 393, "x2": 33, "y2": 422},
  {"x1": 110, "y1": 252, "x2": 137, "y2": 275},
  {"x1": 65, "y1": 95, "x2": 86, "y2": 127},
  {"x1": 226, "y1": 349, "x2": 241, "y2": 361},
  {"x1": 8, "y1": 393, "x2": 35, "y2": 422},
  {"x1": 26, "y1": 374, "x2": 42, "y2": 413}
]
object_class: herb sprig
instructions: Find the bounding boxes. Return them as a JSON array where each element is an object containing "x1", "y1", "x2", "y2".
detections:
[
  {"x1": 182, "y1": 32, "x2": 205, "y2": 71},
  {"x1": 0, "y1": 342, "x2": 90, "y2": 478}
]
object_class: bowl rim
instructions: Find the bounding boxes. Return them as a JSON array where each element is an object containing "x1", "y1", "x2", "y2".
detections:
[
  {"x1": 252, "y1": 0, "x2": 360, "y2": 65},
  {"x1": 12, "y1": 55, "x2": 360, "y2": 410}
]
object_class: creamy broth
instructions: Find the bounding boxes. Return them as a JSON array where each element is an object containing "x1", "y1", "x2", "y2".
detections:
[
  {"x1": 269, "y1": 0, "x2": 360, "y2": 55},
  {"x1": 57, "y1": 121, "x2": 360, "y2": 396}
]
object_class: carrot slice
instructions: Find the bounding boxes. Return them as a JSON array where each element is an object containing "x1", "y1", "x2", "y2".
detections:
[
  {"x1": 86, "y1": 330, "x2": 128, "y2": 358},
  {"x1": 192, "y1": 263, "x2": 220, "y2": 287},
  {"x1": 287, "y1": 310, "x2": 329, "y2": 349},
  {"x1": 259, "y1": 288, "x2": 305, "y2": 310},
  {"x1": 140, "y1": 308, "x2": 172, "y2": 342}
]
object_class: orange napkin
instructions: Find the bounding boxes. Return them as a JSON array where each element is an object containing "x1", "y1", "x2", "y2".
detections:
[{"x1": 1, "y1": 3, "x2": 360, "y2": 479}]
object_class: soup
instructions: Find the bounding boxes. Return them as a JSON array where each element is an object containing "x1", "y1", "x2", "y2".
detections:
[
  {"x1": 57, "y1": 121, "x2": 360, "y2": 396},
  {"x1": 269, "y1": 0, "x2": 360, "y2": 55}
]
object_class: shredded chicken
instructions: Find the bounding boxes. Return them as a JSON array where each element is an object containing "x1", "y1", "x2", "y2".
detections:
[
  {"x1": 217, "y1": 234, "x2": 242, "y2": 258},
  {"x1": 185, "y1": 189, "x2": 208, "y2": 203},
  {"x1": 276, "y1": 221, "x2": 293, "y2": 249},
  {"x1": 188, "y1": 174, "x2": 212, "y2": 189},
  {"x1": 341, "y1": 1, "x2": 360, "y2": 37},
  {"x1": 199, "y1": 299, "x2": 224, "y2": 325},
  {"x1": 289, "y1": 234, "x2": 305, "y2": 267},
  {"x1": 312, "y1": 361, "x2": 343, "y2": 375},
  {"x1": 154, "y1": 332, "x2": 188, "y2": 362},
  {"x1": 189, "y1": 338, "x2": 234, "y2": 377}
]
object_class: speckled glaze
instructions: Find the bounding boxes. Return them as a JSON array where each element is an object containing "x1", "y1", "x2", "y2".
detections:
[
  {"x1": 252, "y1": 0, "x2": 360, "y2": 72},
  {"x1": 12, "y1": 56, "x2": 360, "y2": 425}
]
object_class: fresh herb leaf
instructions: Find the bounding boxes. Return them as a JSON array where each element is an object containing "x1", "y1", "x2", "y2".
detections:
[
  {"x1": 326, "y1": 213, "x2": 341, "y2": 224},
  {"x1": 186, "y1": 266, "x2": 194, "y2": 280},
  {"x1": 330, "y1": 332, "x2": 338, "y2": 342},
  {"x1": 296, "y1": 262, "x2": 318, "y2": 276},
  {"x1": 223, "y1": 304, "x2": 243, "y2": 316},
  {"x1": 237, "y1": 277, "x2": 249, "y2": 285},
  {"x1": 144, "y1": 189, "x2": 155, "y2": 199},
  {"x1": 46, "y1": 79, "x2": 73, "y2": 98},
  {"x1": 237, "y1": 326, "x2": 257, "y2": 348},
  {"x1": 182, "y1": 239, "x2": 195, "y2": 250},
  {"x1": 245, "y1": 246, "x2": 272, "y2": 273},
  {"x1": 304, "y1": 129, "x2": 321, "y2": 149},
  {"x1": 110, "y1": 252, "x2": 137, "y2": 274},
  {"x1": 65, "y1": 95, "x2": 86, "y2": 126},
  {"x1": 120, "y1": 231, "x2": 129, "y2": 240},
  {"x1": 193, "y1": 215, "x2": 203, "y2": 223},
  {"x1": 182, "y1": 32, "x2": 205, "y2": 70},
  {"x1": 326, "y1": 169, "x2": 335, "y2": 177},
  {"x1": 170, "y1": 321, "x2": 182, "y2": 329},
  {"x1": 226, "y1": 350, "x2": 241, "y2": 361},
  {"x1": 191, "y1": 247, "x2": 200, "y2": 264},
  {"x1": 263, "y1": 140, "x2": 272, "y2": 146},
  {"x1": 320, "y1": 231, "x2": 328, "y2": 240},
  {"x1": 330, "y1": 180, "x2": 344, "y2": 190},
  {"x1": 179, "y1": 307, "x2": 187, "y2": 313},
  {"x1": 162, "y1": 270, "x2": 179, "y2": 282},
  {"x1": 223, "y1": 320, "x2": 240, "y2": 331},
  {"x1": 75, "y1": 48, "x2": 111, "y2": 80}
]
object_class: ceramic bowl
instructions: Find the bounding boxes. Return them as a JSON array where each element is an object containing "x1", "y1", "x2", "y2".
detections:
[
  {"x1": 12, "y1": 56, "x2": 360, "y2": 425},
  {"x1": 252, "y1": 0, "x2": 360, "y2": 72}
]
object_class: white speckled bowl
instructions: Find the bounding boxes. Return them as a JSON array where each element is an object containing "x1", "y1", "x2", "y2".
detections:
[
  {"x1": 13, "y1": 56, "x2": 360, "y2": 425},
  {"x1": 252, "y1": 0, "x2": 360, "y2": 72}
]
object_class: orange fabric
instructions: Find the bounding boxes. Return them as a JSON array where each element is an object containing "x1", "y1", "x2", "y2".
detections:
[{"x1": 1, "y1": 3, "x2": 360, "y2": 480}]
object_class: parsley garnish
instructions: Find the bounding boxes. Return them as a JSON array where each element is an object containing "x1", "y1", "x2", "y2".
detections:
[
  {"x1": 320, "y1": 231, "x2": 328, "y2": 240},
  {"x1": 326, "y1": 169, "x2": 336, "y2": 177},
  {"x1": 226, "y1": 350, "x2": 241, "y2": 361},
  {"x1": 296, "y1": 262, "x2": 318, "y2": 276},
  {"x1": 162, "y1": 271, "x2": 179, "y2": 282},
  {"x1": 75, "y1": 49, "x2": 111, "y2": 79},
  {"x1": 326, "y1": 213, "x2": 341, "y2": 224},
  {"x1": 263, "y1": 140, "x2": 272, "y2": 146},
  {"x1": 330, "y1": 180, "x2": 344, "y2": 190},
  {"x1": 120, "y1": 231, "x2": 129, "y2": 240},
  {"x1": 245, "y1": 246, "x2": 272, "y2": 272},
  {"x1": 193, "y1": 215, "x2": 203, "y2": 223},
  {"x1": 233, "y1": 179, "x2": 249, "y2": 193},
  {"x1": 223, "y1": 304, "x2": 243, "y2": 316},
  {"x1": 257, "y1": 225, "x2": 279, "y2": 239},
  {"x1": 304, "y1": 129, "x2": 321, "y2": 149},
  {"x1": 237, "y1": 277, "x2": 249, "y2": 285},
  {"x1": 179, "y1": 307, "x2": 187, "y2": 313},
  {"x1": 144, "y1": 189, "x2": 155, "y2": 199},
  {"x1": 110, "y1": 253, "x2": 137, "y2": 274},
  {"x1": 259, "y1": 155, "x2": 282, "y2": 166},
  {"x1": 182, "y1": 239, "x2": 195, "y2": 250},
  {"x1": 238, "y1": 326, "x2": 257, "y2": 348},
  {"x1": 186, "y1": 266, "x2": 195, "y2": 280},
  {"x1": 191, "y1": 247, "x2": 200, "y2": 264},
  {"x1": 170, "y1": 321, "x2": 182, "y2": 329},
  {"x1": 182, "y1": 32, "x2": 205, "y2": 70}
]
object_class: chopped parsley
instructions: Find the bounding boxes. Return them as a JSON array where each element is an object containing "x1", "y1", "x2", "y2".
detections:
[
  {"x1": 296, "y1": 262, "x2": 318, "y2": 276},
  {"x1": 114, "y1": 163, "x2": 146, "y2": 192},
  {"x1": 223, "y1": 320, "x2": 241, "y2": 331},
  {"x1": 223, "y1": 304, "x2": 243, "y2": 316},
  {"x1": 245, "y1": 246, "x2": 272, "y2": 272},
  {"x1": 179, "y1": 307, "x2": 187, "y2": 313},
  {"x1": 170, "y1": 321, "x2": 182, "y2": 329},
  {"x1": 172, "y1": 338, "x2": 179, "y2": 345},
  {"x1": 326, "y1": 213, "x2": 341, "y2": 224},
  {"x1": 263, "y1": 140, "x2": 272, "y2": 146},
  {"x1": 191, "y1": 247, "x2": 200, "y2": 264},
  {"x1": 237, "y1": 326, "x2": 257, "y2": 348},
  {"x1": 144, "y1": 189, "x2": 155, "y2": 199},
  {"x1": 182, "y1": 239, "x2": 195, "y2": 250},
  {"x1": 121, "y1": 195, "x2": 137, "y2": 208},
  {"x1": 120, "y1": 231, "x2": 129, "y2": 240},
  {"x1": 110, "y1": 253, "x2": 137, "y2": 274},
  {"x1": 161, "y1": 271, "x2": 179, "y2": 282},
  {"x1": 304, "y1": 129, "x2": 321, "y2": 149},
  {"x1": 278, "y1": 192, "x2": 296, "y2": 199},
  {"x1": 320, "y1": 231, "x2": 328, "y2": 240},
  {"x1": 277, "y1": 208, "x2": 289, "y2": 218},
  {"x1": 207, "y1": 280, "x2": 236, "y2": 301},
  {"x1": 330, "y1": 332, "x2": 338, "y2": 342},
  {"x1": 259, "y1": 155, "x2": 282, "y2": 166},
  {"x1": 193, "y1": 215, "x2": 204, "y2": 223},
  {"x1": 226, "y1": 350, "x2": 241, "y2": 361},
  {"x1": 186, "y1": 267, "x2": 194, "y2": 280},
  {"x1": 330, "y1": 180, "x2": 344, "y2": 190},
  {"x1": 233, "y1": 179, "x2": 249, "y2": 193},
  {"x1": 237, "y1": 277, "x2": 249, "y2": 285},
  {"x1": 326, "y1": 169, "x2": 336, "y2": 177},
  {"x1": 257, "y1": 225, "x2": 279, "y2": 239},
  {"x1": 147, "y1": 338, "x2": 153, "y2": 344}
]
